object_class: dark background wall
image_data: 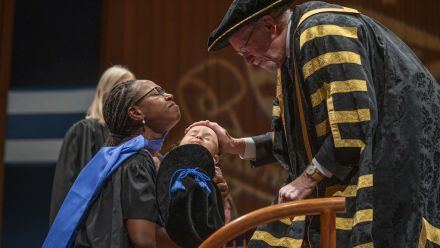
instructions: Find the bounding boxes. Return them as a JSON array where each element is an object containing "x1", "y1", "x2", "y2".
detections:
[
  {"x1": 1, "y1": 0, "x2": 439, "y2": 247},
  {"x1": 2, "y1": 0, "x2": 101, "y2": 247}
]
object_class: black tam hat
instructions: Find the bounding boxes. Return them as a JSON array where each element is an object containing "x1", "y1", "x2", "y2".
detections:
[
  {"x1": 156, "y1": 144, "x2": 225, "y2": 248},
  {"x1": 207, "y1": 0, "x2": 294, "y2": 51}
]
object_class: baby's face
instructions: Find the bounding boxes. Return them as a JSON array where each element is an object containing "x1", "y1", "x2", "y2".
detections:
[{"x1": 180, "y1": 126, "x2": 219, "y2": 157}]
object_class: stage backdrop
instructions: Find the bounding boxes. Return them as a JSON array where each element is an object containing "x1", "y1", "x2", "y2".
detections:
[
  {"x1": 4, "y1": 1, "x2": 439, "y2": 247},
  {"x1": 100, "y1": 0, "x2": 440, "y2": 215}
]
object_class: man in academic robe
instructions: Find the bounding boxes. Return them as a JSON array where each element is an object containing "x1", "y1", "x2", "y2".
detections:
[{"x1": 188, "y1": 0, "x2": 440, "y2": 247}]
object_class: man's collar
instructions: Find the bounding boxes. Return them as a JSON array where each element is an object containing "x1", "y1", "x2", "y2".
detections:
[{"x1": 285, "y1": 19, "x2": 292, "y2": 58}]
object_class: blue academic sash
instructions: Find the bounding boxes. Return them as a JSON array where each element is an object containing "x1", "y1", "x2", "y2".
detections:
[{"x1": 43, "y1": 135, "x2": 149, "y2": 248}]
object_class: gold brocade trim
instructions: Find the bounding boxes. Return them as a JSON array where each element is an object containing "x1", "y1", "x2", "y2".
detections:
[
  {"x1": 251, "y1": 230, "x2": 303, "y2": 247},
  {"x1": 300, "y1": 24, "x2": 358, "y2": 49},
  {"x1": 332, "y1": 109, "x2": 371, "y2": 123},
  {"x1": 310, "y1": 80, "x2": 367, "y2": 108},
  {"x1": 302, "y1": 51, "x2": 361, "y2": 80},
  {"x1": 296, "y1": 7, "x2": 360, "y2": 32},
  {"x1": 325, "y1": 184, "x2": 349, "y2": 197},
  {"x1": 336, "y1": 217, "x2": 353, "y2": 231},
  {"x1": 357, "y1": 174, "x2": 373, "y2": 189},
  {"x1": 335, "y1": 139, "x2": 366, "y2": 150},
  {"x1": 354, "y1": 242, "x2": 374, "y2": 248},
  {"x1": 327, "y1": 97, "x2": 366, "y2": 150},
  {"x1": 276, "y1": 69, "x2": 283, "y2": 101},
  {"x1": 426, "y1": 218, "x2": 440, "y2": 245},
  {"x1": 273, "y1": 106, "x2": 281, "y2": 117},
  {"x1": 329, "y1": 80, "x2": 367, "y2": 94},
  {"x1": 208, "y1": 0, "x2": 284, "y2": 51},
  {"x1": 315, "y1": 119, "x2": 330, "y2": 137},
  {"x1": 354, "y1": 209, "x2": 373, "y2": 226},
  {"x1": 294, "y1": 215, "x2": 306, "y2": 221},
  {"x1": 333, "y1": 174, "x2": 374, "y2": 197},
  {"x1": 336, "y1": 209, "x2": 373, "y2": 230},
  {"x1": 279, "y1": 215, "x2": 306, "y2": 225},
  {"x1": 310, "y1": 86, "x2": 328, "y2": 108},
  {"x1": 279, "y1": 218, "x2": 292, "y2": 225},
  {"x1": 418, "y1": 217, "x2": 440, "y2": 247},
  {"x1": 333, "y1": 185, "x2": 357, "y2": 197},
  {"x1": 419, "y1": 218, "x2": 427, "y2": 248},
  {"x1": 417, "y1": 219, "x2": 426, "y2": 248}
]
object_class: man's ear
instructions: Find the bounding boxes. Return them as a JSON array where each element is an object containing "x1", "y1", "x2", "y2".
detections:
[
  {"x1": 128, "y1": 106, "x2": 144, "y2": 122},
  {"x1": 261, "y1": 15, "x2": 276, "y2": 33},
  {"x1": 213, "y1": 154, "x2": 220, "y2": 165}
]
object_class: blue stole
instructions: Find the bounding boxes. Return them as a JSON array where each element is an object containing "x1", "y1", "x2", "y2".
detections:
[{"x1": 43, "y1": 135, "x2": 155, "y2": 248}]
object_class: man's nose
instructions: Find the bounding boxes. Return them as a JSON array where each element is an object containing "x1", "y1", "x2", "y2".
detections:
[
  {"x1": 164, "y1": 93, "x2": 174, "y2": 100},
  {"x1": 243, "y1": 54, "x2": 254, "y2": 64}
]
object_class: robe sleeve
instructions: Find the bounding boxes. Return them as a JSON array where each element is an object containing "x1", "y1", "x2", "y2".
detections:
[
  {"x1": 121, "y1": 153, "x2": 160, "y2": 224},
  {"x1": 250, "y1": 133, "x2": 277, "y2": 167},
  {"x1": 295, "y1": 12, "x2": 374, "y2": 180}
]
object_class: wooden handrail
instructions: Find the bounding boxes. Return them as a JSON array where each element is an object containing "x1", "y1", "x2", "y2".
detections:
[{"x1": 200, "y1": 197, "x2": 345, "y2": 248}]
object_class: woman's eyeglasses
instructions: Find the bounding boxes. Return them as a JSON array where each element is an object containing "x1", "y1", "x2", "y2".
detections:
[{"x1": 134, "y1": 87, "x2": 166, "y2": 104}]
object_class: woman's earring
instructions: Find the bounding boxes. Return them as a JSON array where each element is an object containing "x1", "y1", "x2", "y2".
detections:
[{"x1": 142, "y1": 119, "x2": 146, "y2": 125}]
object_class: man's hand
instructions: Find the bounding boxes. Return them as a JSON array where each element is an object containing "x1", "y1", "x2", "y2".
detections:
[
  {"x1": 278, "y1": 172, "x2": 317, "y2": 203},
  {"x1": 185, "y1": 120, "x2": 245, "y2": 155}
]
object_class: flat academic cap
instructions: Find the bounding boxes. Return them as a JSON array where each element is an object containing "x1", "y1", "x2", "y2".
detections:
[
  {"x1": 156, "y1": 144, "x2": 224, "y2": 248},
  {"x1": 208, "y1": 0, "x2": 294, "y2": 51}
]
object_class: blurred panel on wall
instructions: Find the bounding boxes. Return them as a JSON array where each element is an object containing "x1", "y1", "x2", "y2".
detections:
[
  {"x1": 100, "y1": 0, "x2": 440, "y2": 216},
  {"x1": 3, "y1": 0, "x2": 102, "y2": 247}
]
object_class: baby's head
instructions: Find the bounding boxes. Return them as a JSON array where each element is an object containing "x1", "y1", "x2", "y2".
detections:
[{"x1": 179, "y1": 125, "x2": 220, "y2": 164}]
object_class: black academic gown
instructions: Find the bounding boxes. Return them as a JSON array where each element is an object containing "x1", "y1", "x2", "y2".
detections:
[
  {"x1": 249, "y1": 2, "x2": 440, "y2": 248},
  {"x1": 73, "y1": 150, "x2": 160, "y2": 248},
  {"x1": 49, "y1": 118, "x2": 108, "y2": 225}
]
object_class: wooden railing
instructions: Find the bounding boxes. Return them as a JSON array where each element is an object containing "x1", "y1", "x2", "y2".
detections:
[{"x1": 200, "y1": 197, "x2": 346, "y2": 248}]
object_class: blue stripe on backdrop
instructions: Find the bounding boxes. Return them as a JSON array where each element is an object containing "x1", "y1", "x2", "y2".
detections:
[{"x1": 6, "y1": 113, "x2": 85, "y2": 139}]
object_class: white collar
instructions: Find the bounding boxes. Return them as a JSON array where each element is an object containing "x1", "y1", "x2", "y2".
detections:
[{"x1": 285, "y1": 20, "x2": 292, "y2": 58}]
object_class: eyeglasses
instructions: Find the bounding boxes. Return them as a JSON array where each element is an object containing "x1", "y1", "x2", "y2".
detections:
[
  {"x1": 237, "y1": 22, "x2": 257, "y2": 57},
  {"x1": 147, "y1": 87, "x2": 166, "y2": 97},
  {"x1": 134, "y1": 87, "x2": 166, "y2": 104}
]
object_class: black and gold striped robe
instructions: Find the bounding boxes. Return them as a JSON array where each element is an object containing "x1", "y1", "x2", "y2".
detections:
[{"x1": 249, "y1": 1, "x2": 440, "y2": 248}]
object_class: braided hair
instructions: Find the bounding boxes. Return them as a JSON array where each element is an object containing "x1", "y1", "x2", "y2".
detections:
[{"x1": 103, "y1": 80, "x2": 143, "y2": 146}]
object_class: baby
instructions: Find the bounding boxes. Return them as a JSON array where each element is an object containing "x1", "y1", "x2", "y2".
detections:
[
  {"x1": 180, "y1": 125, "x2": 237, "y2": 223},
  {"x1": 180, "y1": 125, "x2": 220, "y2": 163}
]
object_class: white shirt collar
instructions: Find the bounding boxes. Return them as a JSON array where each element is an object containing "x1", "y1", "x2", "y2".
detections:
[{"x1": 285, "y1": 20, "x2": 292, "y2": 58}]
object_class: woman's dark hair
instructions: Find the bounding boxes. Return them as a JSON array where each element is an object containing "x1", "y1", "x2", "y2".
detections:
[{"x1": 103, "y1": 80, "x2": 142, "y2": 146}]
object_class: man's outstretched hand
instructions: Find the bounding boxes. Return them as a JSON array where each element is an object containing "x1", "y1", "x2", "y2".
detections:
[{"x1": 185, "y1": 120, "x2": 245, "y2": 155}]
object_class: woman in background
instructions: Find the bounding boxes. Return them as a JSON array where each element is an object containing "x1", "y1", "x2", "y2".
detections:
[{"x1": 49, "y1": 65, "x2": 135, "y2": 225}]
